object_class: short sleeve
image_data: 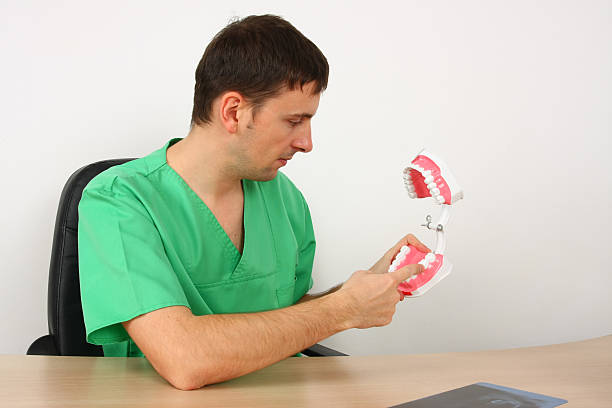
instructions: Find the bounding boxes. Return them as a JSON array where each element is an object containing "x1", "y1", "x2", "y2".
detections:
[
  {"x1": 293, "y1": 192, "x2": 316, "y2": 302},
  {"x1": 78, "y1": 185, "x2": 189, "y2": 345}
]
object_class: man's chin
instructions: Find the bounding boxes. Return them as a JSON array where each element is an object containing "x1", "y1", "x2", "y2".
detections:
[{"x1": 244, "y1": 168, "x2": 279, "y2": 182}]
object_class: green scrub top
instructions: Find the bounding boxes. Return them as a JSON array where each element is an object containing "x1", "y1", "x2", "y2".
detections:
[{"x1": 78, "y1": 138, "x2": 315, "y2": 357}]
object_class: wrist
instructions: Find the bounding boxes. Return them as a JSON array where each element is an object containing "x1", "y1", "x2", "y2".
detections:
[{"x1": 324, "y1": 289, "x2": 355, "y2": 332}]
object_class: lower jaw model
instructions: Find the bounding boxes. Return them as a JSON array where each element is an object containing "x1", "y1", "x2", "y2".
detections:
[{"x1": 389, "y1": 149, "x2": 464, "y2": 297}]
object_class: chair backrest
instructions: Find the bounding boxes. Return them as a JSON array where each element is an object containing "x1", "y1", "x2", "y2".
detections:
[{"x1": 47, "y1": 158, "x2": 135, "y2": 356}]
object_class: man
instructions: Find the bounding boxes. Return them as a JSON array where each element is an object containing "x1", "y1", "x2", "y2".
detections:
[{"x1": 78, "y1": 14, "x2": 428, "y2": 390}]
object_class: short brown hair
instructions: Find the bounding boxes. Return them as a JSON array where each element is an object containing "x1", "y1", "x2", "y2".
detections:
[{"x1": 191, "y1": 14, "x2": 329, "y2": 126}]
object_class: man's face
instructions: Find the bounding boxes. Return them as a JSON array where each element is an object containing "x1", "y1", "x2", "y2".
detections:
[{"x1": 230, "y1": 81, "x2": 320, "y2": 181}]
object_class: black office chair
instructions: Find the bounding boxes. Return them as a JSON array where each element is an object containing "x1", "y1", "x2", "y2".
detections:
[{"x1": 27, "y1": 158, "x2": 346, "y2": 358}]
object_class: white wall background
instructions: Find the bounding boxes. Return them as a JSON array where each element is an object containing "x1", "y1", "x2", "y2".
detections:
[{"x1": 1, "y1": 0, "x2": 610, "y2": 355}]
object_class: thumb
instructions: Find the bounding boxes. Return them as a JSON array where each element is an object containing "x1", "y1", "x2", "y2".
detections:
[
  {"x1": 389, "y1": 263, "x2": 424, "y2": 284},
  {"x1": 385, "y1": 241, "x2": 405, "y2": 264}
]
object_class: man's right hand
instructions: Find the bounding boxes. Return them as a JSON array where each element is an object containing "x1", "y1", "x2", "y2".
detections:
[{"x1": 334, "y1": 263, "x2": 424, "y2": 329}]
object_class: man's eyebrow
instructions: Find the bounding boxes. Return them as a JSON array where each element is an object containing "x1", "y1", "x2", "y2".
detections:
[{"x1": 285, "y1": 112, "x2": 315, "y2": 119}]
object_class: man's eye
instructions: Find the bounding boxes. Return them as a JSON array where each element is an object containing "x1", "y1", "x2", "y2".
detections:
[{"x1": 288, "y1": 120, "x2": 302, "y2": 127}]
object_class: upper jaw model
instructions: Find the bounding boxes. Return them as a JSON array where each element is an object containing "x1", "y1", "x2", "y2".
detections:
[
  {"x1": 390, "y1": 149, "x2": 464, "y2": 297},
  {"x1": 404, "y1": 149, "x2": 464, "y2": 205}
]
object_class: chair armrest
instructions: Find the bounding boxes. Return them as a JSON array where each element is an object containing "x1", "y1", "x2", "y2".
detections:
[
  {"x1": 27, "y1": 335, "x2": 59, "y2": 355},
  {"x1": 301, "y1": 343, "x2": 348, "y2": 357},
  {"x1": 26, "y1": 336, "x2": 346, "y2": 357}
]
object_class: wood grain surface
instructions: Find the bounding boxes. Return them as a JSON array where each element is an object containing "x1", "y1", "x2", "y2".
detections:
[{"x1": 1, "y1": 335, "x2": 610, "y2": 407}]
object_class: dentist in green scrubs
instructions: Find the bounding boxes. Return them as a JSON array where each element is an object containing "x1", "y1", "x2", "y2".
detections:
[{"x1": 78, "y1": 14, "x2": 428, "y2": 390}]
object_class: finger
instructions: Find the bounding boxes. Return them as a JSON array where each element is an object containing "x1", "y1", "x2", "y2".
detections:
[
  {"x1": 386, "y1": 242, "x2": 405, "y2": 264},
  {"x1": 388, "y1": 263, "x2": 424, "y2": 284},
  {"x1": 404, "y1": 234, "x2": 431, "y2": 253},
  {"x1": 387, "y1": 236, "x2": 413, "y2": 262}
]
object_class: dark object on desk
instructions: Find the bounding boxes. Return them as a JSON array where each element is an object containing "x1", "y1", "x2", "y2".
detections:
[
  {"x1": 27, "y1": 158, "x2": 347, "y2": 358},
  {"x1": 389, "y1": 382, "x2": 568, "y2": 407}
]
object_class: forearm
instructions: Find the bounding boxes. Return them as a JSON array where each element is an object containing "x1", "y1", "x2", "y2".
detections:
[{"x1": 177, "y1": 291, "x2": 351, "y2": 388}]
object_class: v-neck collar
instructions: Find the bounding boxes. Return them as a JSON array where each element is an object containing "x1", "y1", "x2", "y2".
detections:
[
  {"x1": 149, "y1": 137, "x2": 279, "y2": 279},
  {"x1": 160, "y1": 138, "x2": 250, "y2": 259}
]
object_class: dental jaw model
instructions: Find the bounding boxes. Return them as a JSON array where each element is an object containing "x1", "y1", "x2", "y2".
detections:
[{"x1": 389, "y1": 149, "x2": 464, "y2": 297}]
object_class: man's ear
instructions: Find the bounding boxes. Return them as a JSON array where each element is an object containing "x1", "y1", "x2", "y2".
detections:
[{"x1": 218, "y1": 91, "x2": 244, "y2": 134}]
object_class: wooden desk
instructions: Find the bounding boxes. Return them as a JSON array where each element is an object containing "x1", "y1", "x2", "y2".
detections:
[{"x1": 1, "y1": 335, "x2": 610, "y2": 407}]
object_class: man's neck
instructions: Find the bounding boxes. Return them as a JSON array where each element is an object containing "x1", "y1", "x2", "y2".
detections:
[{"x1": 166, "y1": 127, "x2": 242, "y2": 205}]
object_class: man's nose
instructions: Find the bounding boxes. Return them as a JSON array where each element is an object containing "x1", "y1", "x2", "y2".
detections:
[{"x1": 292, "y1": 122, "x2": 313, "y2": 153}]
